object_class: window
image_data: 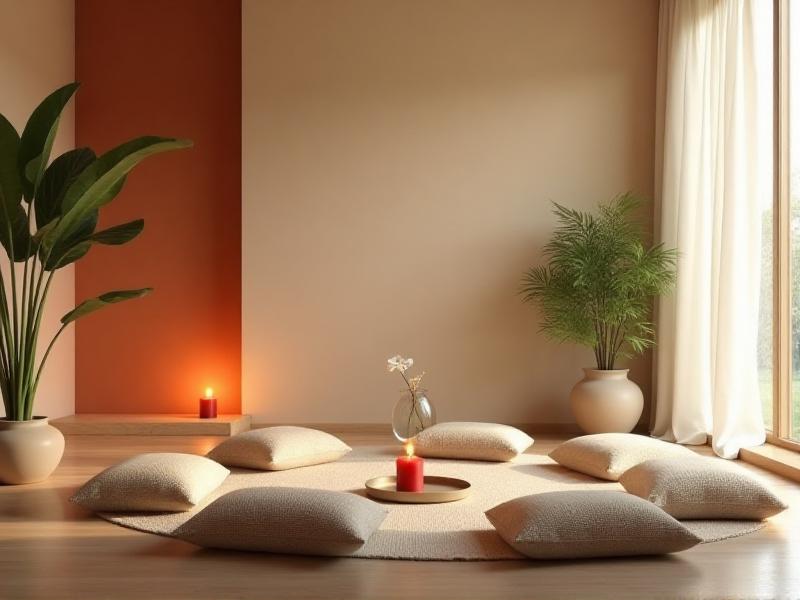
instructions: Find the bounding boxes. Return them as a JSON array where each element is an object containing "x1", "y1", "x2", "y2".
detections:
[
  {"x1": 764, "y1": 0, "x2": 800, "y2": 447},
  {"x1": 759, "y1": 3, "x2": 776, "y2": 436},
  {"x1": 760, "y1": 187, "x2": 773, "y2": 431},
  {"x1": 789, "y1": 0, "x2": 800, "y2": 442}
]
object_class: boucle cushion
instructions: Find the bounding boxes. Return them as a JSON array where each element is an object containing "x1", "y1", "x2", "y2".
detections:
[
  {"x1": 485, "y1": 490, "x2": 701, "y2": 559},
  {"x1": 413, "y1": 422, "x2": 533, "y2": 461},
  {"x1": 207, "y1": 426, "x2": 351, "y2": 471},
  {"x1": 549, "y1": 433, "x2": 695, "y2": 481},
  {"x1": 172, "y1": 487, "x2": 387, "y2": 555},
  {"x1": 71, "y1": 453, "x2": 229, "y2": 512},
  {"x1": 620, "y1": 457, "x2": 788, "y2": 519}
]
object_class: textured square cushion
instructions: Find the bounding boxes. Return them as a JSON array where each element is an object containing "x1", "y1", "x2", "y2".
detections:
[
  {"x1": 207, "y1": 426, "x2": 351, "y2": 471},
  {"x1": 486, "y1": 490, "x2": 701, "y2": 559},
  {"x1": 549, "y1": 433, "x2": 695, "y2": 481},
  {"x1": 172, "y1": 487, "x2": 387, "y2": 555},
  {"x1": 71, "y1": 453, "x2": 229, "y2": 512},
  {"x1": 413, "y1": 422, "x2": 533, "y2": 462},
  {"x1": 620, "y1": 457, "x2": 788, "y2": 520}
]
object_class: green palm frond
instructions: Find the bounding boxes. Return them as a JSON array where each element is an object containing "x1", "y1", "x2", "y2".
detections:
[{"x1": 520, "y1": 193, "x2": 677, "y2": 369}]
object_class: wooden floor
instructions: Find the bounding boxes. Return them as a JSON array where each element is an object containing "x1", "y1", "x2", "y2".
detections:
[{"x1": 1, "y1": 432, "x2": 798, "y2": 600}]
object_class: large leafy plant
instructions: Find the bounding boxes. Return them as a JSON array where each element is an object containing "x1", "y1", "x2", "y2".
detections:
[
  {"x1": 0, "y1": 83, "x2": 191, "y2": 420},
  {"x1": 520, "y1": 194, "x2": 677, "y2": 370}
]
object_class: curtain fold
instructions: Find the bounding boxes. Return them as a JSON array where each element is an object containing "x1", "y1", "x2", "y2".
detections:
[{"x1": 652, "y1": 0, "x2": 772, "y2": 458}]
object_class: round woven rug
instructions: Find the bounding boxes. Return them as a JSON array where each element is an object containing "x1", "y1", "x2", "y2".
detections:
[{"x1": 101, "y1": 446, "x2": 765, "y2": 560}]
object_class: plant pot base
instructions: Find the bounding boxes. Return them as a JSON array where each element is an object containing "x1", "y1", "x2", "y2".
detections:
[
  {"x1": 0, "y1": 417, "x2": 64, "y2": 484},
  {"x1": 570, "y1": 369, "x2": 644, "y2": 434}
]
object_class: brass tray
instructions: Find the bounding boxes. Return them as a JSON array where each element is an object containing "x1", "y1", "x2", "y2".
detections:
[{"x1": 364, "y1": 475, "x2": 471, "y2": 504}]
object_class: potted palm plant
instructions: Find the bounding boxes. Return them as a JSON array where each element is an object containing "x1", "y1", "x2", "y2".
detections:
[
  {"x1": 0, "y1": 83, "x2": 191, "y2": 483},
  {"x1": 520, "y1": 194, "x2": 677, "y2": 433}
]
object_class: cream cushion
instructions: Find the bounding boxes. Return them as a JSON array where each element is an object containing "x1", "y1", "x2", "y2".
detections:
[
  {"x1": 172, "y1": 487, "x2": 387, "y2": 555},
  {"x1": 207, "y1": 426, "x2": 351, "y2": 471},
  {"x1": 71, "y1": 453, "x2": 229, "y2": 512},
  {"x1": 414, "y1": 422, "x2": 533, "y2": 461},
  {"x1": 548, "y1": 433, "x2": 695, "y2": 481},
  {"x1": 620, "y1": 457, "x2": 788, "y2": 519},
  {"x1": 486, "y1": 490, "x2": 701, "y2": 559}
]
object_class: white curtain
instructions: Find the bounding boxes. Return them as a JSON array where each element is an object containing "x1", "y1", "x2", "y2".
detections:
[{"x1": 652, "y1": 0, "x2": 772, "y2": 458}]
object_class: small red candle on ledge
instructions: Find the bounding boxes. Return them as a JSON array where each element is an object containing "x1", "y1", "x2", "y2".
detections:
[
  {"x1": 396, "y1": 442, "x2": 424, "y2": 492},
  {"x1": 199, "y1": 387, "x2": 217, "y2": 419}
]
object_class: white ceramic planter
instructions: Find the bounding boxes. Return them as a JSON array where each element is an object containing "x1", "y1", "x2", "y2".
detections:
[
  {"x1": 0, "y1": 417, "x2": 65, "y2": 484},
  {"x1": 569, "y1": 369, "x2": 644, "y2": 434}
]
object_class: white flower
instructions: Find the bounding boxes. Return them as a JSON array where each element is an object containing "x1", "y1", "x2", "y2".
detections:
[
  {"x1": 407, "y1": 372, "x2": 425, "y2": 391},
  {"x1": 387, "y1": 355, "x2": 414, "y2": 373}
]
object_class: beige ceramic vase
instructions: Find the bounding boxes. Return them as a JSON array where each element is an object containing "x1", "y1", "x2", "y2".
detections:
[
  {"x1": 569, "y1": 369, "x2": 643, "y2": 434},
  {"x1": 0, "y1": 417, "x2": 65, "y2": 484}
]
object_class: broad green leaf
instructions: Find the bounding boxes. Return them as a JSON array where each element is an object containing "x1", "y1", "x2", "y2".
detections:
[
  {"x1": 41, "y1": 215, "x2": 142, "y2": 271},
  {"x1": 49, "y1": 136, "x2": 191, "y2": 246},
  {"x1": 32, "y1": 218, "x2": 57, "y2": 246},
  {"x1": 35, "y1": 148, "x2": 95, "y2": 228},
  {"x1": 62, "y1": 288, "x2": 152, "y2": 325},
  {"x1": 39, "y1": 209, "x2": 98, "y2": 270},
  {"x1": 96, "y1": 174, "x2": 127, "y2": 206},
  {"x1": 0, "y1": 205, "x2": 34, "y2": 261},
  {"x1": 39, "y1": 170, "x2": 126, "y2": 267},
  {"x1": 0, "y1": 114, "x2": 26, "y2": 260},
  {"x1": 18, "y1": 83, "x2": 79, "y2": 201},
  {"x1": 46, "y1": 240, "x2": 92, "y2": 270},
  {"x1": 90, "y1": 219, "x2": 144, "y2": 245},
  {"x1": 73, "y1": 209, "x2": 99, "y2": 240},
  {"x1": 0, "y1": 114, "x2": 21, "y2": 213}
]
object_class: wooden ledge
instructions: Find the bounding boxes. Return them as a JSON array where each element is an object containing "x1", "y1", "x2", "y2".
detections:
[
  {"x1": 50, "y1": 414, "x2": 252, "y2": 436},
  {"x1": 740, "y1": 443, "x2": 800, "y2": 483}
]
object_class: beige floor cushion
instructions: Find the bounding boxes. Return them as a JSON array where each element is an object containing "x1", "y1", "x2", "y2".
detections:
[
  {"x1": 207, "y1": 426, "x2": 351, "y2": 471},
  {"x1": 620, "y1": 456, "x2": 788, "y2": 519},
  {"x1": 172, "y1": 487, "x2": 387, "y2": 555},
  {"x1": 414, "y1": 422, "x2": 533, "y2": 461},
  {"x1": 71, "y1": 453, "x2": 230, "y2": 512},
  {"x1": 486, "y1": 490, "x2": 701, "y2": 559},
  {"x1": 549, "y1": 433, "x2": 695, "y2": 481}
]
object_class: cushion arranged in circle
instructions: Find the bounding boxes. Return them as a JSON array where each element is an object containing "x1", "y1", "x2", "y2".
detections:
[
  {"x1": 98, "y1": 446, "x2": 766, "y2": 560},
  {"x1": 549, "y1": 433, "x2": 695, "y2": 481},
  {"x1": 71, "y1": 453, "x2": 230, "y2": 512},
  {"x1": 172, "y1": 487, "x2": 387, "y2": 556},
  {"x1": 414, "y1": 422, "x2": 533, "y2": 462},
  {"x1": 619, "y1": 456, "x2": 788, "y2": 520},
  {"x1": 485, "y1": 490, "x2": 702, "y2": 559},
  {"x1": 207, "y1": 426, "x2": 351, "y2": 471}
]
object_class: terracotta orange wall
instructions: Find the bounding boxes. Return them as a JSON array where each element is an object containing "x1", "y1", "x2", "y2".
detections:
[{"x1": 75, "y1": 0, "x2": 242, "y2": 413}]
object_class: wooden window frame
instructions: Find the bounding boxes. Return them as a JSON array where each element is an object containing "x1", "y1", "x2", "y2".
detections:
[{"x1": 769, "y1": 0, "x2": 800, "y2": 451}]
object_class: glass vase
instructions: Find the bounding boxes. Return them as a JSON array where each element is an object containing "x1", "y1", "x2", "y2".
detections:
[{"x1": 392, "y1": 389, "x2": 435, "y2": 442}]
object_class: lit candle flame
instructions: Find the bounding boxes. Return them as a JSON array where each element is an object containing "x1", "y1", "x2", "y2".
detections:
[
  {"x1": 404, "y1": 442, "x2": 414, "y2": 458},
  {"x1": 205, "y1": 387, "x2": 214, "y2": 399}
]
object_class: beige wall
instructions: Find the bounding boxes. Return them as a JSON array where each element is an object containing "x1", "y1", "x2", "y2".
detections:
[
  {"x1": 0, "y1": 0, "x2": 75, "y2": 418},
  {"x1": 243, "y1": 0, "x2": 658, "y2": 424}
]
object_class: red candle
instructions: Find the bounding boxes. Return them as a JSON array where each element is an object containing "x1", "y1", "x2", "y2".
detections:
[
  {"x1": 199, "y1": 387, "x2": 217, "y2": 419},
  {"x1": 396, "y1": 443, "x2": 424, "y2": 492}
]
